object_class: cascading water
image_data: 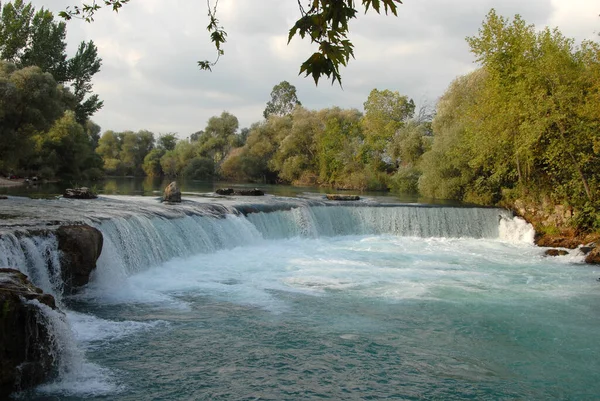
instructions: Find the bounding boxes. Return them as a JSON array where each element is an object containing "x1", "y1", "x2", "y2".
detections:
[{"x1": 5, "y1": 198, "x2": 598, "y2": 400}]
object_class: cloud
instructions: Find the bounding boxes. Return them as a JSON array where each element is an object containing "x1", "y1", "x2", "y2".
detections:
[{"x1": 30, "y1": 0, "x2": 599, "y2": 137}]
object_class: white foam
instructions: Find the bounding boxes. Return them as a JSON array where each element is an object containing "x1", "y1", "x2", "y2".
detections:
[
  {"x1": 67, "y1": 311, "x2": 169, "y2": 348},
  {"x1": 499, "y1": 215, "x2": 536, "y2": 244}
]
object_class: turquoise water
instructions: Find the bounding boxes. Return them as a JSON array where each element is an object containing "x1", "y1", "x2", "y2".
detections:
[
  {"x1": 3, "y1": 198, "x2": 597, "y2": 400},
  {"x1": 23, "y1": 231, "x2": 600, "y2": 400}
]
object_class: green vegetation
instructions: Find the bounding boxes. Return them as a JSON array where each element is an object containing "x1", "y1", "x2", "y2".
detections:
[
  {"x1": 0, "y1": 0, "x2": 103, "y2": 179},
  {"x1": 418, "y1": 10, "x2": 599, "y2": 232}
]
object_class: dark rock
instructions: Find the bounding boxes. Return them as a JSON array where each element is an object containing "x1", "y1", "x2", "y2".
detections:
[
  {"x1": 56, "y1": 225, "x2": 103, "y2": 293},
  {"x1": 0, "y1": 268, "x2": 59, "y2": 398},
  {"x1": 216, "y1": 188, "x2": 235, "y2": 196},
  {"x1": 326, "y1": 194, "x2": 360, "y2": 201},
  {"x1": 163, "y1": 181, "x2": 181, "y2": 203},
  {"x1": 580, "y1": 245, "x2": 595, "y2": 254},
  {"x1": 535, "y1": 235, "x2": 581, "y2": 249},
  {"x1": 236, "y1": 188, "x2": 264, "y2": 196},
  {"x1": 585, "y1": 247, "x2": 600, "y2": 264},
  {"x1": 544, "y1": 249, "x2": 569, "y2": 257},
  {"x1": 0, "y1": 195, "x2": 7, "y2": 199},
  {"x1": 63, "y1": 187, "x2": 97, "y2": 199}
]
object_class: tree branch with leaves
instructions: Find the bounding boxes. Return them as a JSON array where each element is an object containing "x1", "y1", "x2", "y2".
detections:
[{"x1": 60, "y1": 0, "x2": 403, "y2": 86}]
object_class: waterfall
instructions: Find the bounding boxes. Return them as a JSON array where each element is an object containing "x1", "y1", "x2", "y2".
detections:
[
  {"x1": 246, "y1": 205, "x2": 512, "y2": 239},
  {"x1": 0, "y1": 232, "x2": 63, "y2": 300}
]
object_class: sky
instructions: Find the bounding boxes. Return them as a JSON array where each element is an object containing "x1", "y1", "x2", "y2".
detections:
[{"x1": 30, "y1": 0, "x2": 599, "y2": 139}]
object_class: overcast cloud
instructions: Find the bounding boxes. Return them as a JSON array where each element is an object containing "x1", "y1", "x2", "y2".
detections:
[{"x1": 30, "y1": 0, "x2": 599, "y2": 138}]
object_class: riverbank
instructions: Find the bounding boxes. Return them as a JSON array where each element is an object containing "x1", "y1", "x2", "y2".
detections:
[{"x1": 0, "y1": 177, "x2": 25, "y2": 187}]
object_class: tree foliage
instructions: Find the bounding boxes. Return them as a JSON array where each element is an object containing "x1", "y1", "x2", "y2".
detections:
[{"x1": 263, "y1": 81, "x2": 301, "y2": 119}]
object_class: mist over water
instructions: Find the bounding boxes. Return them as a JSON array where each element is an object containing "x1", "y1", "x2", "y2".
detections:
[{"x1": 3, "y1": 199, "x2": 599, "y2": 400}]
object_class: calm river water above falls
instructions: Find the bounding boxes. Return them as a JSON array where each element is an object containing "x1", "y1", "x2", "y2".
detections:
[{"x1": 1, "y1": 187, "x2": 599, "y2": 400}]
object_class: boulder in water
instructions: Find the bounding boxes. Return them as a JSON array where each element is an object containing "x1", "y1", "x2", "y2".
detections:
[
  {"x1": 216, "y1": 188, "x2": 264, "y2": 196},
  {"x1": 544, "y1": 249, "x2": 569, "y2": 257},
  {"x1": 0, "y1": 268, "x2": 59, "y2": 398},
  {"x1": 163, "y1": 181, "x2": 181, "y2": 203},
  {"x1": 236, "y1": 188, "x2": 264, "y2": 196},
  {"x1": 216, "y1": 188, "x2": 234, "y2": 196},
  {"x1": 0, "y1": 195, "x2": 7, "y2": 199},
  {"x1": 585, "y1": 247, "x2": 600, "y2": 264},
  {"x1": 326, "y1": 194, "x2": 360, "y2": 201},
  {"x1": 56, "y1": 224, "x2": 103, "y2": 293},
  {"x1": 63, "y1": 187, "x2": 97, "y2": 199}
]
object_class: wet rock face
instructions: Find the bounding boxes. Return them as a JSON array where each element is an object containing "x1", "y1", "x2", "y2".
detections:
[
  {"x1": 163, "y1": 181, "x2": 181, "y2": 203},
  {"x1": 56, "y1": 225, "x2": 103, "y2": 293},
  {"x1": 63, "y1": 187, "x2": 97, "y2": 199},
  {"x1": 0, "y1": 268, "x2": 59, "y2": 398}
]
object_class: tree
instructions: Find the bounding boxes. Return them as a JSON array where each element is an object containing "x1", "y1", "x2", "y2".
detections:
[
  {"x1": 20, "y1": 7, "x2": 68, "y2": 82},
  {"x1": 0, "y1": 1, "x2": 103, "y2": 123},
  {"x1": 68, "y1": 40, "x2": 103, "y2": 123},
  {"x1": 0, "y1": 0, "x2": 33, "y2": 62},
  {"x1": 157, "y1": 133, "x2": 177, "y2": 151},
  {"x1": 196, "y1": 111, "x2": 239, "y2": 164},
  {"x1": 361, "y1": 88, "x2": 415, "y2": 165},
  {"x1": 61, "y1": 0, "x2": 403, "y2": 85},
  {"x1": 0, "y1": 62, "x2": 73, "y2": 171},
  {"x1": 263, "y1": 81, "x2": 301, "y2": 119}
]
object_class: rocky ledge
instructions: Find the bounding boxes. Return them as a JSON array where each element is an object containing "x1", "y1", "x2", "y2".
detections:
[{"x1": 0, "y1": 268, "x2": 59, "y2": 398}]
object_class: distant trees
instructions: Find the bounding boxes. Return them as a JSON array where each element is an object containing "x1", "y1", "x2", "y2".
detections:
[{"x1": 263, "y1": 81, "x2": 302, "y2": 119}]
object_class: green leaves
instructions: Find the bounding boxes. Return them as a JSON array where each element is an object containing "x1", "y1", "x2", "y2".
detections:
[
  {"x1": 59, "y1": 0, "x2": 129, "y2": 23},
  {"x1": 290, "y1": 0, "x2": 401, "y2": 85}
]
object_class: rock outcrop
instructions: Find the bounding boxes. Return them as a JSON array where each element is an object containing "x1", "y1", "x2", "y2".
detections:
[
  {"x1": 585, "y1": 247, "x2": 600, "y2": 264},
  {"x1": 0, "y1": 195, "x2": 7, "y2": 200},
  {"x1": 0, "y1": 268, "x2": 59, "y2": 398},
  {"x1": 56, "y1": 225, "x2": 103, "y2": 293},
  {"x1": 63, "y1": 187, "x2": 97, "y2": 199},
  {"x1": 163, "y1": 181, "x2": 181, "y2": 203},
  {"x1": 326, "y1": 194, "x2": 360, "y2": 201}
]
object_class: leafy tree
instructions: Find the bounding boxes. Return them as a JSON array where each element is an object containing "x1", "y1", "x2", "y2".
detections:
[
  {"x1": 142, "y1": 148, "x2": 165, "y2": 176},
  {"x1": 0, "y1": 0, "x2": 33, "y2": 62},
  {"x1": 157, "y1": 133, "x2": 177, "y2": 151},
  {"x1": 361, "y1": 88, "x2": 415, "y2": 166},
  {"x1": 182, "y1": 156, "x2": 215, "y2": 180},
  {"x1": 263, "y1": 81, "x2": 301, "y2": 119},
  {"x1": 0, "y1": 62, "x2": 73, "y2": 171},
  {"x1": 20, "y1": 7, "x2": 68, "y2": 82},
  {"x1": 34, "y1": 110, "x2": 91, "y2": 179},
  {"x1": 61, "y1": 0, "x2": 403, "y2": 85},
  {"x1": 68, "y1": 40, "x2": 102, "y2": 123},
  {"x1": 0, "y1": 1, "x2": 103, "y2": 124},
  {"x1": 195, "y1": 111, "x2": 238, "y2": 164}
]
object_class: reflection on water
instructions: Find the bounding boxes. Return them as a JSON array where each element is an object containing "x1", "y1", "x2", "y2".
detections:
[{"x1": 1, "y1": 176, "x2": 442, "y2": 203}]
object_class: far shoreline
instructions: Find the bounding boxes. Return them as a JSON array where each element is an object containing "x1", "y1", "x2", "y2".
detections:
[{"x1": 0, "y1": 177, "x2": 25, "y2": 188}]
